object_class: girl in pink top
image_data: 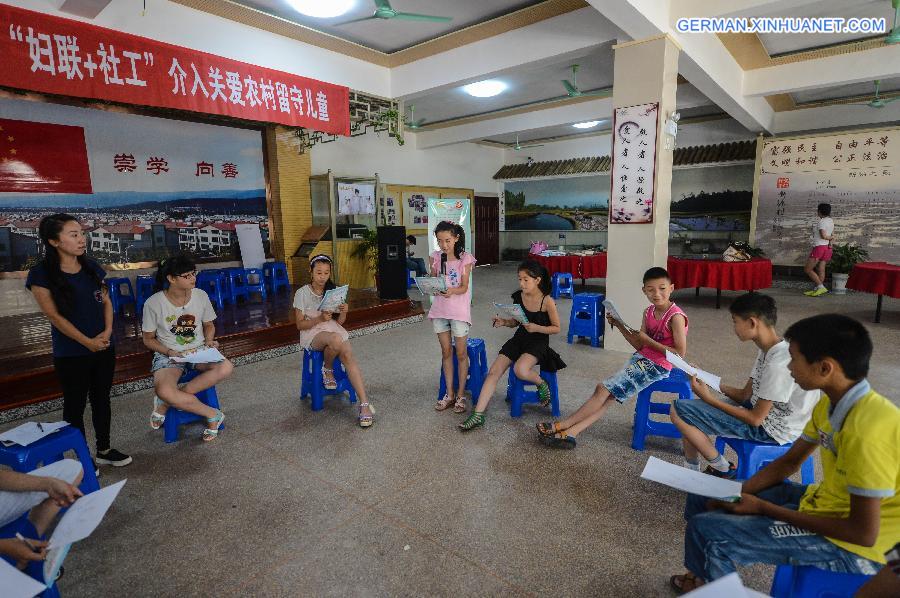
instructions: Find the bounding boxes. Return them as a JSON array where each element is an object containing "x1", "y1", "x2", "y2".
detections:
[
  {"x1": 537, "y1": 266, "x2": 688, "y2": 449},
  {"x1": 429, "y1": 221, "x2": 477, "y2": 413}
]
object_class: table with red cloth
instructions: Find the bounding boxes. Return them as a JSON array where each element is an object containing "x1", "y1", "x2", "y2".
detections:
[
  {"x1": 846, "y1": 261, "x2": 900, "y2": 323},
  {"x1": 666, "y1": 256, "x2": 773, "y2": 308},
  {"x1": 532, "y1": 253, "x2": 607, "y2": 286}
]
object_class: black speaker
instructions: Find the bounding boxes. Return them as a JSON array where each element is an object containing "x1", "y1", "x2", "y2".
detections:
[{"x1": 376, "y1": 226, "x2": 407, "y2": 300}]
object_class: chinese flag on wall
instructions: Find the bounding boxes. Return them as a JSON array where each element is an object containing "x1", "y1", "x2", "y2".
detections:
[{"x1": 0, "y1": 118, "x2": 92, "y2": 194}]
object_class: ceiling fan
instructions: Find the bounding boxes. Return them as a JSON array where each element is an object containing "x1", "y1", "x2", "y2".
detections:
[
  {"x1": 849, "y1": 80, "x2": 900, "y2": 108},
  {"x1": 561, "y1": 64, "x2": 608, "y2": 98},
  {"x1": 336, "y1": 0, "x2": 452, "y2": 26},
  {"x1": 887, "y1": 0, "x2": 900, "y2": 44},
  {"x1": 404, "y1": 104, "x2": 427, "y2": 129},
  {"x1": 512, "y1": 134, "x2": 544, "y2": 150}
]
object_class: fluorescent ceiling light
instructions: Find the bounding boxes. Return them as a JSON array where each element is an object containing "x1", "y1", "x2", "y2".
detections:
[
  {"x1": 463, "y1": 80, "x2": 507, "y2": 98},
  {"x1": 572, "y1": 121, "x2": 601, "y2": 129},
  {"x1": 288, "y1": 0, "x2": 355, "y2": 18}
]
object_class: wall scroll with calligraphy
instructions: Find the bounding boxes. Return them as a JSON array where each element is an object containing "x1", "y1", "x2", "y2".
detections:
[
  {"x1": 609, "y1": 102, "x2": 659, "y2": 224},
  {"x1": 755, "y1": 127, "x2": 900, "y2": 265}
]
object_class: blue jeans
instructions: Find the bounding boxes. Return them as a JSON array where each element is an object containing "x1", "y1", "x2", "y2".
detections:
[
  {"x1": 684, "y1": 483, "x2": 882, "y2": 581},
  {"x1": 602, "y1": 353, "x2": 670, "y2": 403},
  {"x1": 407, "y1": 257, "x2": 427, "y2": 276},
  {"x1": 673, "y1": 398, "x2": 776, "y2": 444}
]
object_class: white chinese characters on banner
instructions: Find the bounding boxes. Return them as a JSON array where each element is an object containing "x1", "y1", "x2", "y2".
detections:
[
  {"x1": 609, "y1": 102, "x2": 659, "y2": 224},
  {"x1": 755, "y1": 128, "x2": 900, "y2": 265}
]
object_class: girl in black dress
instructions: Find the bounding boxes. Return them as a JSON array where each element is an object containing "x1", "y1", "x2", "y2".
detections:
[{"x1": 459, "y1": 260, "x2": 565, "y2": 430}]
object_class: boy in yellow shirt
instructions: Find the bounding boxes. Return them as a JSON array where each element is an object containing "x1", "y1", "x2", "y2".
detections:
[{"x1": 670, "y1": 314, "x2": 899, "y2": 593}]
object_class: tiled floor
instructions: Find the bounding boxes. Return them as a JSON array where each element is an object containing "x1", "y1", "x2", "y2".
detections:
[{"x1": 4, "y1": 262, "x2": 899, "y2": 597}]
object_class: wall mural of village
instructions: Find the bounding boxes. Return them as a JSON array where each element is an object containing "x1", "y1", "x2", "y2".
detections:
[
  {"x1": 502, "y1": 163, "x2": 753, "y2": 233},
  {"x1": 0, "y1": 98, "x2": 267, "y2": 272}
]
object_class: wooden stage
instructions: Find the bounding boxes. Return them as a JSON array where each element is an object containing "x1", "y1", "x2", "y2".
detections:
[{"x1": 0, "y1": 287, "x2": 423, "y2": 412}]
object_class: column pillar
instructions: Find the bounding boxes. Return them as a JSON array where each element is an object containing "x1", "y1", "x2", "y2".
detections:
[{"x1": 605, "y1": 35, "x2": 680, "y2": 352}]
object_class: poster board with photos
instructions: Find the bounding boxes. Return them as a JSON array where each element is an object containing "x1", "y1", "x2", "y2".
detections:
[
  {"x1": 337, "y1": 182, "x2": 375, "y2": 216},
  {"x1": 384, "y1": 184, "x2": 474, "y2": 234},
  {"x1": 609, "y1": 102, "x2": 660, "y2": 224},
  {"x1": 754, "y1": 126, "x2": 900, "y2": 265}
]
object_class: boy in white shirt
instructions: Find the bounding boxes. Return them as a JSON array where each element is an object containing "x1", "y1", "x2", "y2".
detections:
[
  {"x1": 670, "y1": 292, "x2": 818, "y2": 477},
  {"x1": 804, "y1": 202, "x2": 835, "y2": 297}
]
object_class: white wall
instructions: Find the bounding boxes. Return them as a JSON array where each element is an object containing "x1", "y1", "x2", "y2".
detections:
[
  {"x1": 10, "y1": 0, "x2": 390, "y2": 96},
  {"x1": 310, "y1": 131, "x2": 505, "y2": 195}
]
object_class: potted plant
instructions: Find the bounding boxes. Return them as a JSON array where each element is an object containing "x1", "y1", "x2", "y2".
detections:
[
  {"x1": 829, "y1": 243, "x2": 869, "y2": 294},
  {"x1": 349, "y1": 227, "x2": 379, "y2": 286}
]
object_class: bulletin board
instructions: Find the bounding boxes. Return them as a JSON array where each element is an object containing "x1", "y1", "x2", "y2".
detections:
[
  {"x1": 753, "y1": 126, "x2": 900, "y2": 265},
  {"x1": 383, "y1": 184, "x2": 474, "y2": 234}
]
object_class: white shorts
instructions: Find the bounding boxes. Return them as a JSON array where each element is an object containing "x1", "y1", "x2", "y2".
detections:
[
  {"x1": 0, "y1": 459, "x2": 83, "y2": 528},
  {"x1": 431, "y1": 318, "x2": 470, "y2": 338}
]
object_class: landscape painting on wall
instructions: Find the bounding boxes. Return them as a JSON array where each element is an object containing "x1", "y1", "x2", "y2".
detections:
[
  {"x1": 502, "y1": 163, "x2": 753, "y2": 233},
  {"x1": 0, "y1": 97, "x2": 267, "y2": 272}
]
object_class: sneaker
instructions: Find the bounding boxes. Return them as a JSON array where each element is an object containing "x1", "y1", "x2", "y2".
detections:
[
  {"x1": 95, "y1": 448, "x2": 133, "y2": 467},
  {"x1": 704, "y1": 464, "x2": 737, "y2": 479},
  {"x1": 810, "y1": 287, "x2": 829, "y2": 297},
  {"x1": 803, "y1": 289, "x2": 818, "y2": 296},
  {"x1": 92, "y1": 460, "x2": 100, "y2": 478}
]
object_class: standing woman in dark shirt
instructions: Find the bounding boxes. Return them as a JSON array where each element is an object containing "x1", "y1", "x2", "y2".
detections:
[{"x1": 26, "y1": 214, "x2": 132, "y2": 469}]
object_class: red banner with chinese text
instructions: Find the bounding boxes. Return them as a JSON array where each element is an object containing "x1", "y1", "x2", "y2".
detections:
[
  {"x1": 0, "y1": 117, "x2": 92, "y2": 193},
  {"x1": 0, "y1": 4, "x2": 350, "y2": 135}
]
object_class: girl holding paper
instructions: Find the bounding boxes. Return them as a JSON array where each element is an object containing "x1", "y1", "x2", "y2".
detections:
[
  {"x1": 293, "y1": 255, "x2": 375, "y2": 428},
  {"x1": 459, "y1": 261, "x2": 565, "y2": 430},
  {"x1": 142, "y1": 255, "x2": 231, "y2": 441},
  {"x1": 27, "y1": 213, "x2": 132, "y2": 467}
]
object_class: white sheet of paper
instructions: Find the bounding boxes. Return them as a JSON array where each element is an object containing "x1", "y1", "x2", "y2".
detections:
[
  {"x1": 640, "y1": 457, "x2": 742, "y2": 500},
  {"x1": 0, "y1": 558, "x2": 46, "y2": 598},
  {"x1": 171, "y1": 347, "x2": 226, "y2": 364},
  {"x1": 316, "y1": 284, "x2": 349, "y2": 313},
  {"x1": 42, "y1": 543, "x2": 71, "y2": 589},
  {"x1": 493, "y1": 302, "x2": 529, "y2": 325},
  {"x1": 602, "y1": 298, "x2": 637, "y2": 333},
  {"x1": 414, "y1": 276, "x2": 447, "y2": 296},
  {"x1": 665, "y1": 351, "x2": 722, "y2": 392},
  {"x1": 682, "y1": 572, "x2": 770, "y2": 598},
  {"x1": 49, "y1": 480, "x2": 126, "y2": 549},
  {"x1": 0, "y1": 421, "x2": 69, "y2": 447}
]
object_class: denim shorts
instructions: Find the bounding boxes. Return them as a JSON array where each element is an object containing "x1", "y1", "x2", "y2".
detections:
[
  {"x1": 431, "y1": 317, "x2": 470, "y2": 338},
  {"x1": 602, "y1": 353, "x2": 670, "y2": 403},
  {"x1": 150, "y1": 352, "x2": 196, "y2": 374},
  {"x1": 673, "y1": 398, "x2": 777, "y2": 444}
]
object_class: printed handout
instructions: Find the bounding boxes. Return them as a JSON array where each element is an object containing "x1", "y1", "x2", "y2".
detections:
[
  {"x1": 640, "y1": 457, "x2": 742, "y2": 500},
  {"x1": 665, "y1": 351, "x2": 722, "y2": 392}
]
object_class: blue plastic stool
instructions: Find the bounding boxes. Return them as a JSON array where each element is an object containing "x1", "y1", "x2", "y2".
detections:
[
  {"x1": 567, "y1": 292, "x2": 605, "y2": 347},
  {"x1": 436, "y1": 338, "x2": 488, "y2": 403},
  {"x1": 770, "y1": 565, "x2": 873, "y2": 598},
  {"x1": 551, "y1": 272, "x2": 574, "y2": 299},
  {"x1": 506, "y1": 368, "x2": 561, "y2": 417},
  {"x1": 0, "y1": 516, "x2": 60, "y2": 597},
  {"x1": 408, "y1": 270, "x2": 416, "y2": 289},
  {"x1": 161, "y1": 369, "x2": 223, "y2": 444},
  {"x1": 714, "y1": 437, "x2": 816, "y2": 483},
  {"x1": 135, "y1": 275, "x2": 155, "y2": 316},
  {"x1": 263, "y1": 261, "x2": 290, "y2": 294},
  {"x1": 223, "y1": 267, "x2": 249, "y2": 304},
  {"x1": 300, "y1": 350, "x2": 357, "y2": 411},
  {"x1": 0, "y1": 425, "x2": 100, "y2": 495},
  {"x1": 106, "y1": 276, "x2": 136, "y2": 317},
  {"x1": 195, "y1": 270, "x2": 226, "y2": 311},
  {"x1": 243, "y1": 268, "x2": 268, "y2": 302},
  {"x1": 631, "y1": 368, "x2": 693, "y2": 450}
]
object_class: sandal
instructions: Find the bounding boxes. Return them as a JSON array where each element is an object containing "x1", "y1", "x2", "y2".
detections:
[
  {"x1": 358, "y1": 402, "x2": 375, "y2": 428},
  {"x1": 150, "y1": 396, "x2": 167, "y2": 430},
  {"x1": 535, "y1": 421, "x2": 560, "y2": 437},
  {"x1": 435, "y1": 393, "x2": 455, "y2": 411},
  {"x1": 536, "y1": 380, "x2": 552, "y2": 408},
  {"x1": 202, "y1": 409, "x2": 225, "y2": 442},
  {"x1": 453, "y1": 395, "x2": 467, "y2": 413},
  {"x1": 669, "y1": 572, "x2": 702, "y2": 595},
  {"x1": 458, "y1": 411, "x2": 484, "y2": 431},
  {"x1": 321, "y1": 367, "x2": 337, "y2": 390},
  {"x1": 704, "y1": 463, "x2": 738, "y2": 479},
  {"x1": 540, "y1": 432, "x2": 577, "y2": 449}
]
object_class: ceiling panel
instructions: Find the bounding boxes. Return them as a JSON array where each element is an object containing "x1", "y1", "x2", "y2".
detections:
[
  {"x1": 229, "y1": 0, "x2": 549, "y2": 53},
  {"x1": 757, "y1": 0, "x2": 893, "y2": 57},
  {"x1": 793, "y1": 76, "x2": 900, "y2": 104}
]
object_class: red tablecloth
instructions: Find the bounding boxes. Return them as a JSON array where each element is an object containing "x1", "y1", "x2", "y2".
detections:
[
  {"x1": 847, "y1": 262, "x2": 900, "y2": 299},
  {"x1": 532, "y1": 253, "x2": 607, "y2": 280},
  {"x1": 665, "y1": 257, "x2": 773, "y2": 291}
]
